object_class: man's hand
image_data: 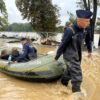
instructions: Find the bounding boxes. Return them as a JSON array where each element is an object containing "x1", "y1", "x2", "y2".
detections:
[
  {"x1": 15, "y1": 61, "x2": 18, "y2": 63},
  {"x1": 88, "y1": 53, "x2": 92, "y2": 58},
  {"x1": 53, "y1": 59, "x2": 56, "y2": 62}
]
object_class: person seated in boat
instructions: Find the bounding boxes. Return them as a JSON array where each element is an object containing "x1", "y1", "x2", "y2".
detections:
[
  {"x1": 0, "y1": 49, "x2": 9, "y2": 60},
  {"x1": 16, "y1": 38, "x2": 37, "y2": 62},
  {"x1": 11, "y1": 47, "x2": 20, "y2": 61}
]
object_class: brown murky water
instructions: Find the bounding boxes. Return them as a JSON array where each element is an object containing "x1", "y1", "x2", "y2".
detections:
[{"x1": 0, "y1": 39, "x2": 100, "y2": 100}]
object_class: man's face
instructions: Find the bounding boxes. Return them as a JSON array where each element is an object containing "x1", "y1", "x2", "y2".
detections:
[
  {"x1": 21, "y1": 40, "x2": 27, "y2": 45},
  {"x1": 77, "y1": 18, "x2": 90, "y2": 28}
]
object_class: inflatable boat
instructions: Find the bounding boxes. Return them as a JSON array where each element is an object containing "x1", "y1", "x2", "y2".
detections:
[{"x1": 0, "y1": 48, "x2": 66, "y2": 82}]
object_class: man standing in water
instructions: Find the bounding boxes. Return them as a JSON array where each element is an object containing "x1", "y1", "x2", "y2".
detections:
[{"x1": 53, "y1": 10, "x2": 92, "y2": 93}]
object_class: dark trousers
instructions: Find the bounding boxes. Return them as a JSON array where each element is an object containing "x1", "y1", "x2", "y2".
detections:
[{"x1": 61, "y1": 59, "x2": 82, "y2": 92}]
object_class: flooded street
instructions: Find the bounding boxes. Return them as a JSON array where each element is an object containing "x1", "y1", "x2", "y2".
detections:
[{"x1": 0, "y1": 38, "x2": 100, "y2": 100}]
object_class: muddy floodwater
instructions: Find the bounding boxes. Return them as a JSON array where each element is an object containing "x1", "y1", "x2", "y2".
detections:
[{"x1": 0, "y1": 39, "x2": 100, "y2": 100}]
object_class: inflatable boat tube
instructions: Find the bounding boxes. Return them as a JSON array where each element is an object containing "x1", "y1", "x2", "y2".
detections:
[{"x1": 0, "y1": 48, "x2": 66, "y2": 82}]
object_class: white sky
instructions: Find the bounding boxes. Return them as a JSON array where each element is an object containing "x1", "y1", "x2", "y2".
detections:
[{"x1": 4, "y1": 0, "x2": 100, "y2": 26}]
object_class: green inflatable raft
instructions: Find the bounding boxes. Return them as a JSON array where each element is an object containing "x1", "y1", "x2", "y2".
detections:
[{"x1": 0, "y1": 48, "x2": 66, "y2": 82}]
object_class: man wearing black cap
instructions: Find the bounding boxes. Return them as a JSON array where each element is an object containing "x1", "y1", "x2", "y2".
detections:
[
  {"x1": 16, "y1": 38, "x2": 37, "y2": 62},
  {"x1": 53, "y1": 10, "x2": 93, "y2": 93}
]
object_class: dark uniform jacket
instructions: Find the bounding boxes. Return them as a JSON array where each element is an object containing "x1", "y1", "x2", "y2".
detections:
[
  {"x1": 55, "y1": 23, "x2": 92, "y2": 61},
  {"x1": 17, "y1": 43, "x2": 37, "y2": 62}
]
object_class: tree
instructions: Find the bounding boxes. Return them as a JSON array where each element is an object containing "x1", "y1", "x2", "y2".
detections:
[
  {"x1": 67, "y1": 11, "x2": 76, "y2": 24},
  {"x1": 64, "y1": 11, "x2": 76, "y2": 31},
  {"x1": 96, "y1": 18, "x2": 100, "y2": 33},
  {"x1": 76, "y1": 0, "x2": 100, "y2": 41},
  {"x1": 0, "y1": 0, "x2": 8, "y2": 31},
  {"x1": 16, "y1": 0, "x2": 60, "y2": 38},
  {"x1": 56, "y1": 26, "x2": 64, "y2": 33},
  {"x1": 5, "y1": 23, "x2": 34, "y2": 32}
]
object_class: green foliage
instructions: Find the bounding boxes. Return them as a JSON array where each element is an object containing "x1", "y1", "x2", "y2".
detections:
[
  {"x1": 5, "y1": 23, "x2": 64, "y2": 33},
  {"x1": 64, "y1": 11, "x2": 76, "y2": 29},
  {"x1": 16, "y1": 0, "x2": 60, "y2": 38},
  {"x1": 0, "y1": 0, "x2": 8, "y2": 31},
  {"x1": 67, "y1": 11, "x2": 76, "y2": 24},
  {"x1": 56, "y1": 26, "x2": 64, "y2": 33},
  {"x1": 5, "y1": 23, "x2": 34, "y2": 32}
]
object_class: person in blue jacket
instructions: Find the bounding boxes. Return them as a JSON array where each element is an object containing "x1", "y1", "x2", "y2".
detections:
[
  {"x1": 53, "y1": 10, "x2": 93, "y2": 93},
  {"x1": 16, "y1": 38, "x2": 37, "y2": 62}
]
